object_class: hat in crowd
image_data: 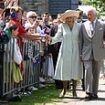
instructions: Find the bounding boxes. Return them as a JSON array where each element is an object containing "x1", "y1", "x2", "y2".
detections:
[
  {"x1": 59, "y1": 10, "x2": 80, "y2": 22},
  {"x1": 10, "y1": 6, "x2": 23, "y2": 12},
  {"x1": 26, "y1": 11, "x2": 37, "y2": 19}
]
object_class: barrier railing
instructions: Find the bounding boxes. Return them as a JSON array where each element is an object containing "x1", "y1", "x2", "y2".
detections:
[{"x1": 0, "y1": 37, "x2": 41, "y2": 97}]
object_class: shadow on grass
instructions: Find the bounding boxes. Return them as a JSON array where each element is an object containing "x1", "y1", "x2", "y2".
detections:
[{"x1": 9, "y1": 84, "x2": 62, "y2": 105}]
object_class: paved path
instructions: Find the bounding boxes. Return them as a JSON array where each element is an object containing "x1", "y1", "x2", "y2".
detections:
[{"x1": 46, "y1": 77, "x2": 105, "y2": 105}]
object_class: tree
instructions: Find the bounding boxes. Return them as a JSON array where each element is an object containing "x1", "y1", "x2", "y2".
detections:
[
  {"x1": 80, "y1": 0, "x2": 91, "y2": 5},
  {"x1": 81, "y1": 0, "x2": 105, "y2": 16}
]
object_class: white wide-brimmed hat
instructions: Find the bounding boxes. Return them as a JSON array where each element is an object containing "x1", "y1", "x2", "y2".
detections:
[{"x1": 59, "y1": 10, "x2": 80, "y2": 22}]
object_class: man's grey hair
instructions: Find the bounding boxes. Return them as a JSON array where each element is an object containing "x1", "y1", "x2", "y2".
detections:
[{"x1": 88, "y1": 8, "x2": 96, "y2": 16}]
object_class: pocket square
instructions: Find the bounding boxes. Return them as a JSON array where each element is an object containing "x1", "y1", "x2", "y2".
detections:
[{"x1": 98, "y1": 28, "x2": 103, "y2": 30}]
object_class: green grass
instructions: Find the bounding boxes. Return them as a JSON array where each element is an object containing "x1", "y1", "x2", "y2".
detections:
[{"x1": 9, "y1": 84, "x2": 63, "y2": 105}]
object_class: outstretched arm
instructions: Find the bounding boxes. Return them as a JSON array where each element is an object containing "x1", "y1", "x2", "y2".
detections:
[{"x1": 46, "y1": 24, "x2": 63, "y2": 45}]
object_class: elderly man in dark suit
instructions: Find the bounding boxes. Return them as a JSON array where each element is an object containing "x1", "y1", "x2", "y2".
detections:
[{"x1": 79, "y1": 8, "x2": 105, "y2": 100}]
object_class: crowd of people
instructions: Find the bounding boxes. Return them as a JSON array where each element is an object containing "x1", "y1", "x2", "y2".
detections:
[{"x1": 0, "y1": 3, "x2": 105, "y2": 101}]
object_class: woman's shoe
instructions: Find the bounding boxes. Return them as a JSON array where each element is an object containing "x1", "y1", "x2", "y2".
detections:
[
  {"x1": 72, "y1": 80, "x2": 77, "y2": 98},
  {"x1": 59, "y1": 93, "x2": 65, "y2": 98},
  {"x1": 59, "y1": 90, "x2": 66, "y2": 98},
  {"x1": 73, "y1": 91, "x2": 77, "y2": 98}
]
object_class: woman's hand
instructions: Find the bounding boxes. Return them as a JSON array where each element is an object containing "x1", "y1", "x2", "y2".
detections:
[{"x1": 45, "y1": 35, "x2": 52, "y2": 42}]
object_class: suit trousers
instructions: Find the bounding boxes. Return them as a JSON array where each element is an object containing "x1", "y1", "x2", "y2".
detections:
[{"x1": 83, "y1": 60, "x2": 100, "y2": 95}]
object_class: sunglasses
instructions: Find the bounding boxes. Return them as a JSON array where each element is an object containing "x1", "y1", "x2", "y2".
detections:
[{"x1": 29, "y1": 16, "x2": 37, "y2": 18}]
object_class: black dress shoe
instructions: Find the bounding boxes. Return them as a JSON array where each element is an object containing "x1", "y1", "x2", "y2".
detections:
[
  {"x1": 84, "y1": 95, "x2": 93, "y2": 101},
  {"x1": 92, "y1": 94, "x2": 98, "y2": 100},
  {"x1": 86, "y1": 92, "x2": 92, "y2": 95},
  {"x1": 84, "y1": 92, "x2": 93, "y2": 101}
]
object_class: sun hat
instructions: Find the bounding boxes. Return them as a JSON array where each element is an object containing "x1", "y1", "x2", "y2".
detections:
[
  {"x1": 59, "y1": 10, "x2": 80, "y2": 22},
  {"x1": 10, "y1": 6, "x2": 23, "y2": 12}
]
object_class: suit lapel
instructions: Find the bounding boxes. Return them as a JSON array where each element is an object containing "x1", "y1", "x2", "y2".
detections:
[
  {"x1": 84, "y1": 21, "x2": 93, "y2": 40},
  {"x1": 84, "y1": 20, "x2": 99, "y2": 39},
  {"x1": 94, "y1": 20, "x2": 99, "y2": 35}
]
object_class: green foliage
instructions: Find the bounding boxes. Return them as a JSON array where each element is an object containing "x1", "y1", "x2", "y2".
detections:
[
  {"x1": 93, "y1": 0, "x2": 105, "y2": 16},
  {"x1": 81, "y1": 0, "x2": 92, "y2": 5},
  {"x1": 81, "y1": 0, "x2": 105, "y2": 16}
]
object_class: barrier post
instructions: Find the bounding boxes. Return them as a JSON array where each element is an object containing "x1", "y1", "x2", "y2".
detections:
[{"x1": 0, "y1": 44, "x2": 4, "y2": 97}]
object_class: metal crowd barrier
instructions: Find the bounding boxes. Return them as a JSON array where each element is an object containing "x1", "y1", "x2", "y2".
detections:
[{"x1": 0, "y1": 38, "x2": 41, "y2": 97}]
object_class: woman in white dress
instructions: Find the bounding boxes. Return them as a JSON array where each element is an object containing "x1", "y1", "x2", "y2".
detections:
[{"x1": 46, "y1": 10, "x2": 82, "y2": 97}]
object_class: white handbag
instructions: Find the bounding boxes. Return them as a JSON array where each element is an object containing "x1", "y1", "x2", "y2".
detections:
[{"x1": 13, "y1": 39, "x2": 22, "y2": 65}]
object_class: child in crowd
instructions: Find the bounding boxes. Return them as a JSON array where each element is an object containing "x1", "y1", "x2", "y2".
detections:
[{"x1": 7, "y1": 24, "x2": 23, "y2": 83}]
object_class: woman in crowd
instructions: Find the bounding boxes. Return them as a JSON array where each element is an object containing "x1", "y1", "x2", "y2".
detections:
[
  {"x1": 25, "y1": 11, "x2": 39, "y2": 34},
  {"x1": 46, "y1": 10, "x2": 82, "y2": 97}
]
